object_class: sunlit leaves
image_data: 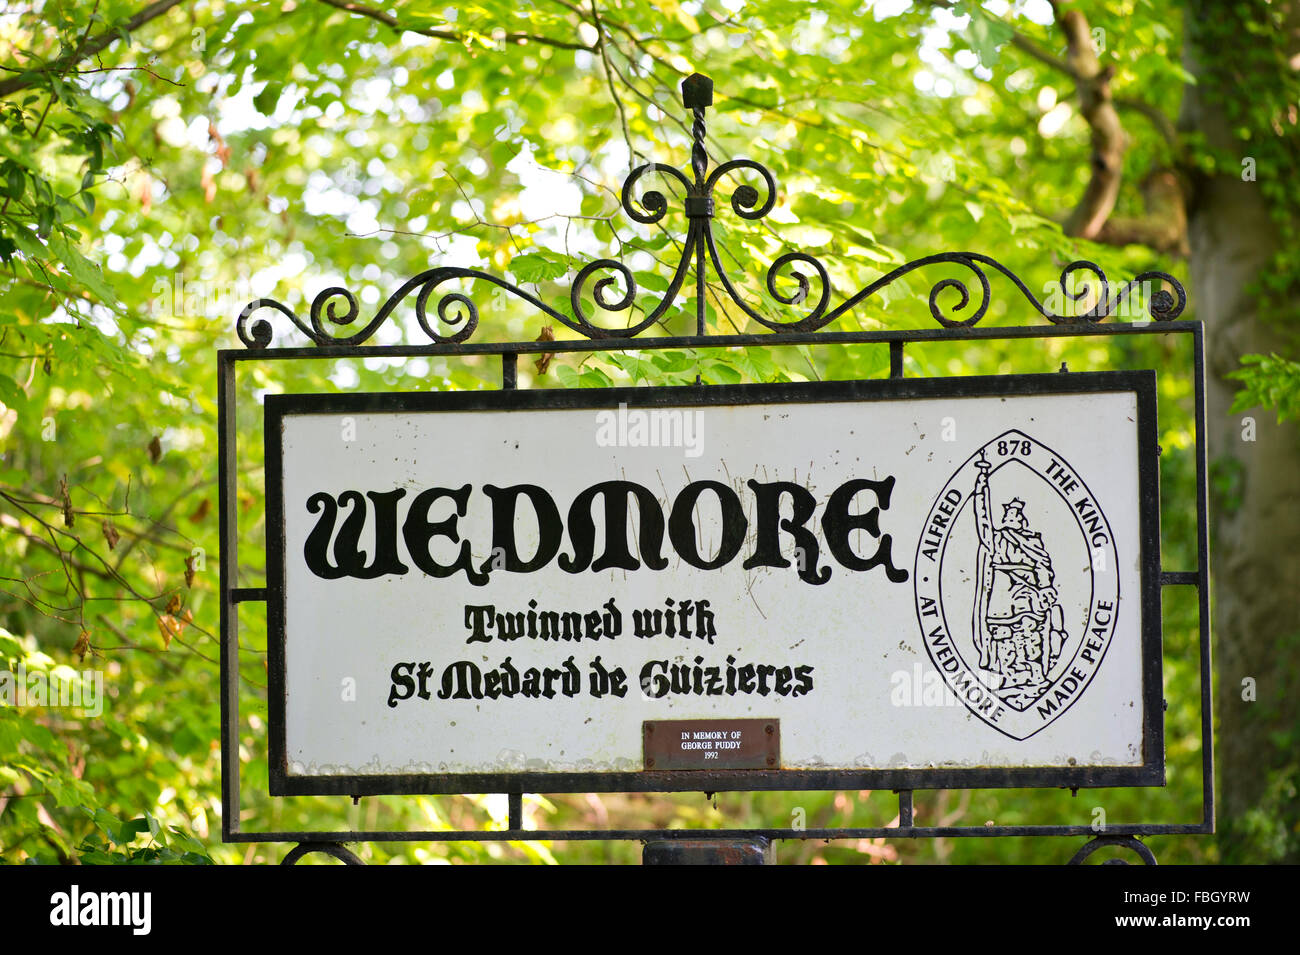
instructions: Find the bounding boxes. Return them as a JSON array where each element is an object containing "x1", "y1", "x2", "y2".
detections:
[
  {"x1": 0, "y1": 0, "x2": 1219, "y2": 864},
  {"x1": 1229, "y1": 353, "x2": 1300, "y2": 423}
]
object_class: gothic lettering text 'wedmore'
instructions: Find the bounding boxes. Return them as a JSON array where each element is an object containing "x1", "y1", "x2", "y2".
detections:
[{"x1": 301, "y1": 478, "x2": 909, "y2": 586}]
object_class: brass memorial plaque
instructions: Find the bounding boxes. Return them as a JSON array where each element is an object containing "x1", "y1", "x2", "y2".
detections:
[{"x1": 643, "y1": 719, "x2": 780, "y2": 771}]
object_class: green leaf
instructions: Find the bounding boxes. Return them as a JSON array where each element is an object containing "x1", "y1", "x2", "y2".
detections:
[
  {"x1": 46, "y1": 235, "x2": 119, "y2": 309},
  {"x1": 553, "y1": 364, "x2": 580, "y2": 388},
  {"x1": 510, "y1": 252, "x2": 569, "y2": 283},
  {"x1": 607, "y1": 352, "x2": 655, "y2": 382},
  {"x1": 1, "y1": 160, "x2": 23, "y2": 199},
  {"x1": 954, "y1": 2, "x2": 1013, "y2": 68},
  {"x1": 114, "y1": 817, "x2": 151, "y2": 844},
  {"x1": 0, "y1": 374, "x2": 27, "y2": 412},
  {"x1": 705, "y1": 361, "x2": 742, "y2": 385},
  {"x1": 253, "y1": 81, "x2": 282, "y2": 115},
  {"x1": 578, "y1": 366, "x2": 612, "y2": 388}
]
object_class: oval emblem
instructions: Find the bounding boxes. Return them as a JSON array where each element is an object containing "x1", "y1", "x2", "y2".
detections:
[{"x1": 913, "y1": 430, "x2": 1120, "y2": 740}]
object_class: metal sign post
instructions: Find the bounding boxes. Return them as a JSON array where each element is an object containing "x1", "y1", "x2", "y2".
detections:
[{"x1": 218, "y1": 75, "x2": 1211, "y2": 865}]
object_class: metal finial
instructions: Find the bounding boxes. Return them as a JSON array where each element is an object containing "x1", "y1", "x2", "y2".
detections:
[
  {"x1": 682, "y1": 74, "x2": 712, "y2": 188},
  {"x1": 681, "y1": 73, "x2": 714, "y2": 109}
]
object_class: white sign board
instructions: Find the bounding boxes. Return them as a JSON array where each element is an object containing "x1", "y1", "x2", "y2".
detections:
[{"x1": 265, "y1": 373, "x2": 1162, "y2": 795}]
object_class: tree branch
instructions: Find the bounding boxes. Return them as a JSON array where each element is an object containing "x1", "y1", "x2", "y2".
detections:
[
  {"x1": 930, "y1": 1, "x2": 1180, "y2": 149},
  {"x1": 1113, "y1": 95, "x2": 1180, "y2": 151},
  {"x1": 1095, "y1": 168, "x2": 1189, "y2": 255},
  {"x1": 314, "y1": 0, "x2": 595, "y2": 51},
  {"x1": 591, "y1": 0, "x2": 637, "y2": 164},
  {"x1": 1058, "y1": 8, "x2": 1125, "y2": 239},
  {"x1": 1046, "y1": 9, "x2": 1188, "y2": 254},
  {"x1": 0, "y1": 0, "x2": 185, "y2": 99}
]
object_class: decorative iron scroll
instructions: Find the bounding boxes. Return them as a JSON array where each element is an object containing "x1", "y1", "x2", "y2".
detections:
[
  {"x1": 280, "y1": 842, "x2": 364, "y2": 865},
  {"x1": 235, "y1": 73, "x2": 1187, "y2": 350},
  {"x1": 1067, "y1": 836, "x2": 1158, "y2": 866}
]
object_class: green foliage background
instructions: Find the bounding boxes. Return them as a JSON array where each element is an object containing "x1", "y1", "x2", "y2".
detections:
[{"x1": 0, "y1": 0, "x2": 1289, "y2": 863}]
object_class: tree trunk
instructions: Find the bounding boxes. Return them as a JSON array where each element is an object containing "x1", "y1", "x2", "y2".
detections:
[{"x1": 1183, "y1": 0, "x2": 1300, "y2": 862}]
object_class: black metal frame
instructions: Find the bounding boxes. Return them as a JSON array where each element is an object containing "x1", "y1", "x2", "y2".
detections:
[{"x1": 217, "y1": 75, "x2": 1212, "y2": 861}]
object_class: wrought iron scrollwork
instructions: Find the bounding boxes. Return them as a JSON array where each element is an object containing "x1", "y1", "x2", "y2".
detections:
[
  {"x1": 236, "y1": 73, "x2": 1186, "y2": 349},
  {"x1": 281, "y1": 841, "x2": 365, "y2": 865},
  {"x1": 1067, "y1": 836, "x2": 1158, "y2": 865}
]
